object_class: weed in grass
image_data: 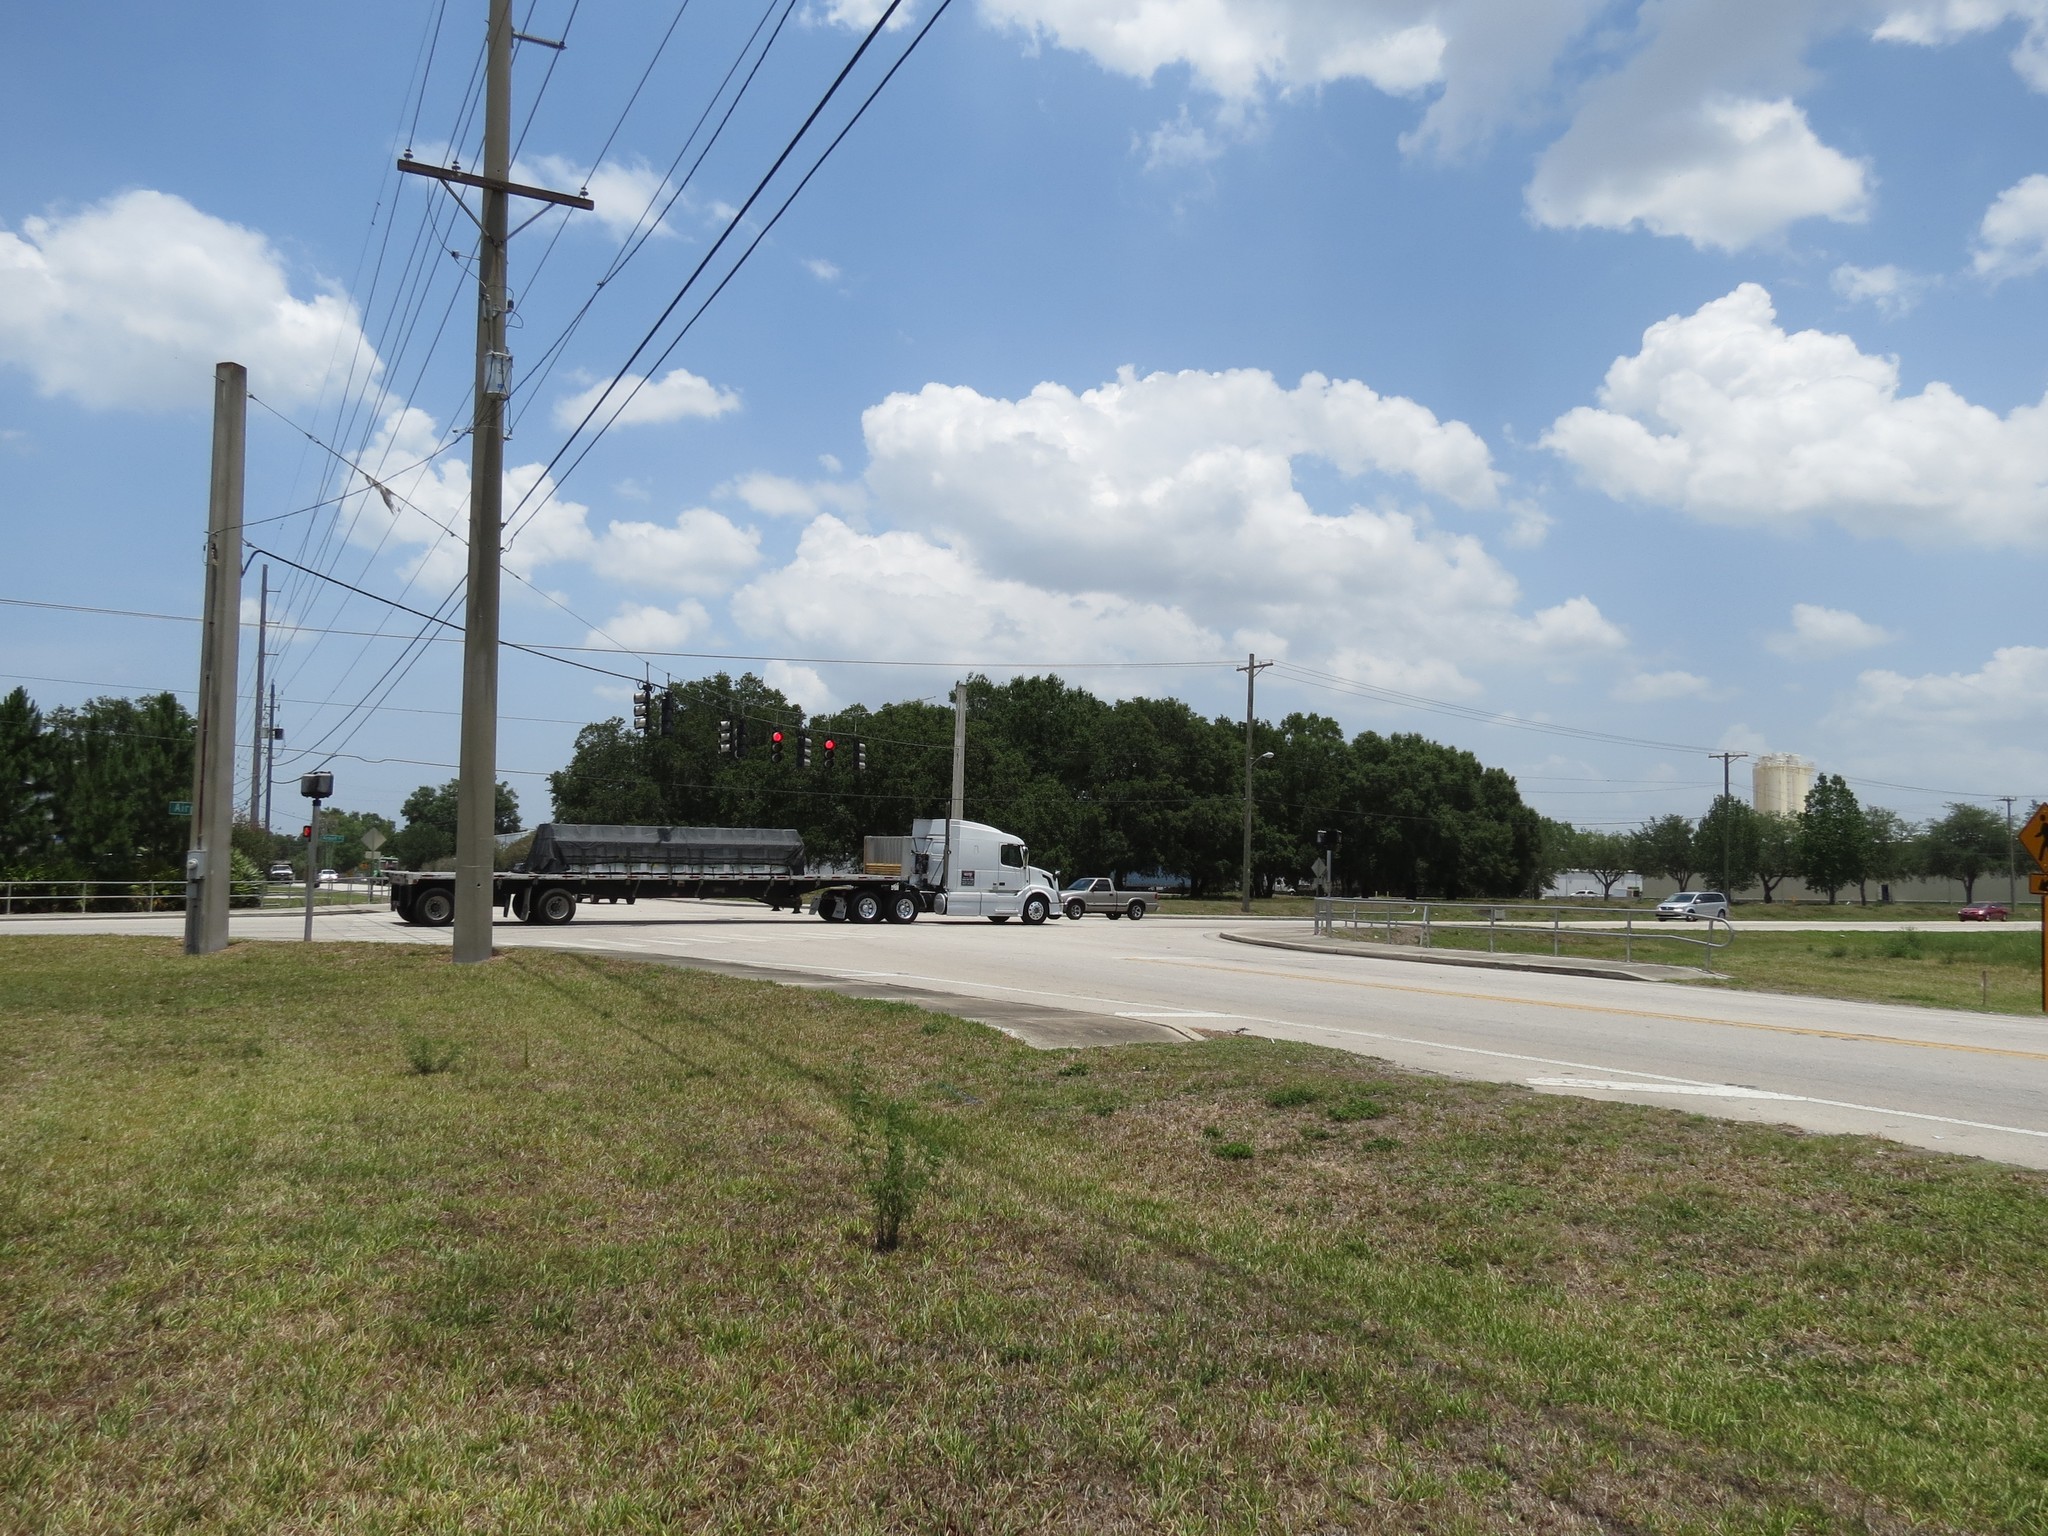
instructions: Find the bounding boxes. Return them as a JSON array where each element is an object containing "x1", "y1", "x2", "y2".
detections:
[
  {"x1": 1211, "y1": 1141, "x2": 1254, "y2": 1161},
  {"x1": 1265, "y1": 1084, "x2": 1319, "y2": 1109},
  {"x1": 1056, "y1": 1061, "x2": 1089, "y2": 1077},
  {"x1": 1327, "y1": 1094, "x2": 1388, "y2": 1123},
  {"x1": 849, "y1": 1090, "x2": 939, "y2": 1253},
  {"x1": 403, "y1": 1036, "x2": 459, "y2": 1075}
]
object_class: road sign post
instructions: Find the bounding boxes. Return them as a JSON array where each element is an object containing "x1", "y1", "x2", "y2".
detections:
[{"x1": 2018, "y1": 804, "x2": 2048, "y2": 1014}]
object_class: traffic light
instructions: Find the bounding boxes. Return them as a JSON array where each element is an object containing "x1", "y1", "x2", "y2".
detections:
[
  {"x1": 633, "y1": 682, "x2": 653, "y2": 735},
  {"x1": 717, "y1": 718, "x2": 733, "y2": 756},
  {"x1": 797, "y1": 730, "x2": 812, "y2": 769},
  {"x1": 659, "y1": 691, "x2": 675, "y2": 739},
  {"x1": 301, "y1": 825, "x2": 312, "y2": 841},
  {"x1": 855, "y1": 738, "x2": 867, "y2": 773},
  {"x1": 822, "y1": 736, "x2": 836, "y2": 769},
  {"x1": 770, "y1": 729, "x2": 785, "y2": 764},
  {"x1": 734, "y1": 719, "x2": 748, "y2": 760}
]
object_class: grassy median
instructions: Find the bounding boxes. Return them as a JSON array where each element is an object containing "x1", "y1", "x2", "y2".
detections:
[{"x1": 3, "y1": 936, "x2": 2045, "y2": 1533}]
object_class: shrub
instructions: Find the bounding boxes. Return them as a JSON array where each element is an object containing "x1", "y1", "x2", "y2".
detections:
[
  {"x1": 850, "y1": 1090, "x2": 939, "y2": 1253},
  {"x1": 405, "y1": 1037, "x2": 460, "y2": 1075}
]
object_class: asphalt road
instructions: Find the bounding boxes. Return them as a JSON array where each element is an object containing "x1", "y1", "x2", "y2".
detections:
[{"x1": 8, "y1": 900, "x2": 2047, "y2": 1171}]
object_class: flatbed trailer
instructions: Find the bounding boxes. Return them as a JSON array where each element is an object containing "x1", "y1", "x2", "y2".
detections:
[{"x1": 387, "y1": 867, "x2": 923, "y2": 927}]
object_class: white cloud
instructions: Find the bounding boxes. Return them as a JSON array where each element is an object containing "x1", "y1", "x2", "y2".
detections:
[
  {"x1": 1824, "y1": 645, "x2": 2048, "y2": 789},
  {"x1": 1543, "y1": 283, "x2": 2048, "y2": 546},
  {"x1": 1528, "y1": 95, "x2": 1870, "y2": 250},
  {"x1": 552, "y1": 367, "x2": 740, "y2": 430},
  {"x1": 724, "y1": 470, "x2": 868, "y2": 518},
  {"x1": 803, "y1": 257, "x2": 842, "y2": 282},
  {"x1": 1830, "y1": 262, "x2": 1930, "y2": 315},
  {"x1": 586, "y1": 508, "x2": 763, "y2": 595},
  {"x1": 1612, "y1": 669, "x2": 1715, "y2": 703},
  {"x1": 588, "y1": 601, "x2": 711, "y2": 653},
  {"x1": 1972, "y1": 173, "x2": 2048, "y2": 280},
  {"x1": 0, "y1": 189, "x2": 373, "y2": 410},
  {"x1": 764, "y1": 661, "x2": 834, "y2": 713},
  {"x1": 726, "y1": 366, "x2": 1619, "y2": 696},
  {"x1": 1143, "y1": 107, "x2": 1226, "y2": 171},
  {"x1": 515, "y1": 154, "x2": 677, "y2": 241},
  {"x1": 1767, "y1": 603, "x2": 1893, "y2": 657},
  {"x1": 1876, "y1": 1, "x2": 2048, "y2": 89}
]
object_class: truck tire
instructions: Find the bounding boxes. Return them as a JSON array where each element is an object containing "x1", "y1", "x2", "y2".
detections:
[
  {"x1": 413, "y1": 887, "x2": 454, "y2": 927},
  {"x1": 1126, "y1": 900, "x2": 1146, "y2": 921},
  {"x1": 885, "y1": 892, "x2": 921, "y2": 924},
  {"x1": 1021, "y1": 893, "x2": 1050, "y2": 926},
  {"x1": 851, "y1": 891, "x2": 883, "y2": 924},
  {"x1": 536, "y1": 887, "x2": 578, "y2": 925},
  {"x1": 987, "y1": 915, "x2": 1010, "y2": 923},
  {"x1": 817, "y1": 893, "x2": 845, "y2": 922},
  {"x1": 1064, "y1": 899, "x2": 1086, "y2": 920},
  {"x1": 1105, "y1": 909, "x2": 1122, "y2": 920}
]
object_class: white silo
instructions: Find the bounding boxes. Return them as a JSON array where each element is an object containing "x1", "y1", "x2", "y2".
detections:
[{"x1": 1753, "y1": 754, "x2": 1815, "y2": 816}]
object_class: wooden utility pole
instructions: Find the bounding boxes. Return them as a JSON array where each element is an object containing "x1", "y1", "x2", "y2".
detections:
[
  {"x1": 399, "y1": 1, "x2": 591, "y2": 964},
  {"x1": 1238, "y1": 653, "x2": 1271, "y2": 914},
  {"x1": 184, "y1": 362, "x2": 245, "y2": 956}
]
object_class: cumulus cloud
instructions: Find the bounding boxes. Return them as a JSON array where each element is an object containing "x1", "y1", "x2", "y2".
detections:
[
  {"x1": 1830, "y1": 262, "x2": 1930, "y2": 315},
  {"x1": 1612, "y1": 669, "x2": 1715, "y2": 703},
  {"x1": 1877, "y1": 1, "x2": 2048, "y2": 89},
  {"x1": 1767, "y1": 603, "x2": 1893, "y2": 657},
  {"x1": 725, "y1": 471, "x2": 868, "y2": 518},
  {"x1": 0, "y1": 189, "x2": 373, "y2": 410},
  {"x1": 515, "y1": 154, "x2": 677, "y2": 241},
  {"x1": 1543, "y1": 284, "x2": 2048, "y2": 546},
  {"x1": 802, "y1": 257, "x2": 842, "y2": 282},
  {"x1": 1824, "y1": 645, "x2": 2048, "y2": 787},
  {"x1": 724, "y1": 366, "x2": 1619, "y2": 696},
  {"x1": 588, "y1": 601, "x2": 712, "y2": 653},
  {"x1": 552, "y1": 367, "x2": 740, "y2": 430},
  {"x1": 1528, "y1": 95, "x2": 1869, "y2": 250},
  {"x1": 586, "y1": 508, "x2": 763, "y2": 594},
  {"x1": 1971, "y1": 173, "x2": 2048, "y2": 280}
]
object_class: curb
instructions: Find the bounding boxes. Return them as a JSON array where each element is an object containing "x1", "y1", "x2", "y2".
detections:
[{"x1": 1217, "y1": 930, "x2": 1704, "y2": 983}]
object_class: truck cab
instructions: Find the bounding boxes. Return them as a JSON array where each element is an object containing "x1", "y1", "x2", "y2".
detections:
[{"x1": 908, "y1": 818, "x2": 1060, "y2": 924}]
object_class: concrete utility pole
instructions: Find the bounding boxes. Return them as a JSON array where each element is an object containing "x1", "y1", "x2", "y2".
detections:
[
  {"x1": 184, "y1": 362, "x2": 245, "y2": 957},
  {"x1": 248, "y1": 563, "x2": 268, "y2": 824},
  {"x1": 2000, "y1": 795, "x2": 2018, "y2": 909},
  {"x1": 399, "y1": 1, "x2": 592, "y2": 964},
  {"x1": 942, "y1": 681, "x2": 967, "y2": 890},
  {"x1": 1708, "y1": 751, "x2": 1748, "y2": 899},
  {"x1": 1238, "y1": 653, "x2": 1271, "y2": 914},
  {"x1": 263, "y1": 682, "x2": 278, "y2": 832}
]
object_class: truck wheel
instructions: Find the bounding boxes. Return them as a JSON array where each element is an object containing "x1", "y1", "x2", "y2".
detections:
[
  {"x1": 885, "y1": 892, "x2": 920, "y2": 924},
  {"x1": 851, "y1": 891, "x2": 883, "y2": 924},
  {"x1": 1064, "y1": 899, "x2": 1086, "y2": 921},
  {"x1": 1021, "y1": 894, "x2": 1050, "y2": 926},
  {"x1": 536, "y1": 887, "x2": 577, "y2": 925},
  {"x1": 1105, "y1": 910, "x2": 1122, "y2": 920},
  {"x1": 987, "y1": 915, "x2": 1010, "y2": 924},
  {"x1": 820, "y1": 894, "x2": 849, "y2": 922},
  {"x1": 1126, "y1": 900, "x2": 1146, "y2": 921},
  {"x1": 413, "y1": 887, "x2": 455, "y2": 927}
]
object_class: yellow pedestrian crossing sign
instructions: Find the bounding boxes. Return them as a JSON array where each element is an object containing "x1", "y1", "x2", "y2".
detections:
[{"x1": 2021, "y1": 804, "x2": 2048, "y2": 871}]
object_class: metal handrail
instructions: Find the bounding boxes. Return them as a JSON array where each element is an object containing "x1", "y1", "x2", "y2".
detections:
[
  {"x1": 0, "y1": 877, "x2": 384, "y2": 915},
  {"x1": 1312, "y1": 897, "x2": 1733, "y2": 972}
]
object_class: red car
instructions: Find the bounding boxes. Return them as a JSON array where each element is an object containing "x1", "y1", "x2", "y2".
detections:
[{"x1": 1958, "y1": 903, "x2": 2010, "y2": 922}]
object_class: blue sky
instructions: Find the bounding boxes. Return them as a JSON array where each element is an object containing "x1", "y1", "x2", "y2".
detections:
[{"x1": 4, "y1": 0, "x2": 2047, "y2": 832}]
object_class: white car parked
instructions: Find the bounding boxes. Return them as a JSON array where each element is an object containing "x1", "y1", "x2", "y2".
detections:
[{"x1": 1655, "y1": 890, "x2": 1729, "y2": 922}]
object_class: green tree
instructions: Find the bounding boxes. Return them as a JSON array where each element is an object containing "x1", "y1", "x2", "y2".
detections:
[
  {"x1": 390, "y1": 779, "x2": 520, "y2": 870},
  {"x1": 1571, "y1": 829, "x2": 1635, "y2": 900},
  {"x1": 0, "y1": 687, "x2": 54, "y2": 870},
  {"x1": 1797, "y1": 774, "x2": 1867, "y2": 903},
  {"x1": 1860, "y1": 807, "x2": 1918, "y2": 904},
  {"x1": 1921, "y1": 802, "x2": 2009, "y2": 902},
  {"x1": 1631, "y1": 813, "x2": 1697, "y2": 890},
  {"x1": 1756, "y1": 813, "x2": 1800, "y2": 904},
  {"x1": 1530, "y1": 816, "x2": 1577, "y2": 899},
  {"x1": 42, "y1": 693, "x2": 195, "y2": 878},
  {"x1": 1694, "y1": 795, "x2": 1760, "y2": 896}
]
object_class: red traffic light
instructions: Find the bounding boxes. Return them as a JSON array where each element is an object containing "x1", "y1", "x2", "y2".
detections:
[
  {"x1": 772, "y1": 730, "x2": 784, "y2": 743},
  {"x1": 301, "y1": 825, "x2": 312, "y2": 839},
  {"x1": 823, "y1": 738, "x2": 836, "y2": 751}
]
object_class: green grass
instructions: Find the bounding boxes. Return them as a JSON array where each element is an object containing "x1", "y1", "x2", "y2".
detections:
[
  {"x1": 4, "y1": 936, "x2": 2047, "y2": 1533},
  {"x1": 1371, "y1": 923, "x2": 2047, "y2": 1013}
]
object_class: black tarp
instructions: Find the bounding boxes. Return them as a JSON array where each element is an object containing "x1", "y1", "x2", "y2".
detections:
[{"x1": 527, "y1": 824, "x2": 805, "y2": 876}]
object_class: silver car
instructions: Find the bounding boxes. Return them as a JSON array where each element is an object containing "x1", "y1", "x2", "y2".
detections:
[{"x1": 1655, "y1": 890, "x2": 1728, "y2": 922}]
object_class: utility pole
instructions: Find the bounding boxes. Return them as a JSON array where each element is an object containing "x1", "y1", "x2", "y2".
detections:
[
  {"x1": 263, "y1": 682, "x2": 278, "y2": 832},
  {"x1": 184, "y1": 361, "x2": 246, "y2": 957},
  {"x1": 1238, "y1": 653, "x2": 1272, "y2": 914},
  {"x1": 1708, "y1": 751, "x2": 1748, "y2": 899},
  {"x1": 399, "y1": 1, "x2": 592, "y2": 964},
  {"x1": 1998, "y1": 795, "x2": 2019, "y2": 910},
  {"x1": 248, "y1": 563, "x2": 268, "y2": 824},
  {"x1": 943, "y1": 681, "x2": 967, "y2": 891}
]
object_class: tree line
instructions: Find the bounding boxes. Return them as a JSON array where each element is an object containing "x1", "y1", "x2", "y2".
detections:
[
  {"x1": 1561, "y1": 775, "x2": 2018, "y2": 903},
  {"x1": 543, "y1": 673, "x2": 1553, "y2": 899}
]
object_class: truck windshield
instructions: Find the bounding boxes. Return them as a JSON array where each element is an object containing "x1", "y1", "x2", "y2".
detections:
[{"x1": 1066, "y1": 877, "x2": 1091, "y2": 890}]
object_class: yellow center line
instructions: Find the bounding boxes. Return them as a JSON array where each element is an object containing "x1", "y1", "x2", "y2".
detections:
[{"x1": 1130, "y1": 955, "x2": 2048, "y2": 1065}]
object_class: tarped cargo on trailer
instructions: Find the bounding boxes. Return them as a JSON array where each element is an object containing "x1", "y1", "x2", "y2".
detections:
[{"x1": 527, "y1": 825, "x2": 805, "y2": 876}]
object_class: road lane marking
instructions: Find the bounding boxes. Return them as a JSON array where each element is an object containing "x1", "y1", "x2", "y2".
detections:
[
  {"x1": 1526, "y1": 1076, "x2": 2048, "y2": 1140},
  {"x1": 1125, "y1": 954, "x2": 2048, "y2": 1064}
]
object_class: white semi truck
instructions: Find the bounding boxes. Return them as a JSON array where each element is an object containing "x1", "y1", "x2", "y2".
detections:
[{"x1": 386, "y1": 817, "x2": 1061, "y2": 927}]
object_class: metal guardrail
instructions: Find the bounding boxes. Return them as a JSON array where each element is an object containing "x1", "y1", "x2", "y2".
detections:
[
  {"x1": 1313, "y1": 897, "x2": 1733, "y2": 972},
  {"x1": 0, "y1": 878, "x2": 384, "y2": 914}
]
